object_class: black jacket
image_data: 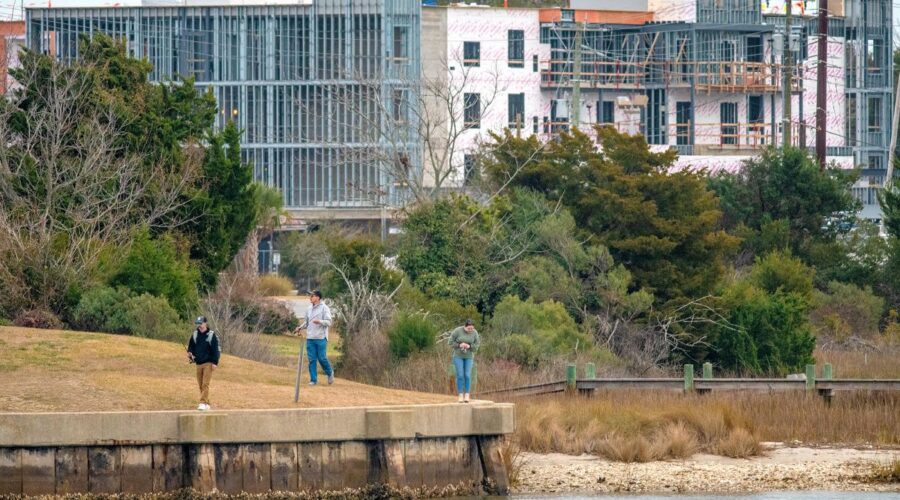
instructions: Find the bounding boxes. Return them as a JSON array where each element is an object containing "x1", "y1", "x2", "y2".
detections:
[{"x1": 187, "y1": 328, "x2": 221, "y2": 365}]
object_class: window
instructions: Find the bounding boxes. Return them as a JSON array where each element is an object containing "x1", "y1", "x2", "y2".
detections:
[
  {"x1": 533, "y1": 54, "x2": 539, "y2": 72},
  {"x1": 508, "y1": 30, "x2": 524, "y2": 67},
  {"x1": 464, "y1": 154, "x2": 476, "y2": 185},
  {"x1": 561, "y1": 9, "x2": 574, "y2": 22},
  {"x1": 676, "y1": 102, "x2": 692, "y2": 146},
  {"x1": 846, "y1": 94, "x2": 857, "y2": 145},
  {"x1": 868, "y1": 96, "x2": 882, "y2": 133},
  {"x1": 746, "y1": 36, "x2": 763, "y2": 63},
  {"x1": 464, "y1": 93, "x2": 481, "y2": 128},
  {"x1": 533, "y1": 116, "x2": 539, "y2": 134},
  {"x1": 866, "y1": 39, "x2": 884, "y2": 72},
  {"x1": 393, "y1": 26, "x2": 409, "y2": 60},
  {"x1": 464, "y1": 42, "x2": 480, "y2": 67},
  {"x1": 748, "y1": 95, "x2": 764, "y2": 145},
  {"x1": 720, "y1": 102, "x2": 737, "y2": 145},
  {"x1": 599, "y1": 101, "x2": 614, "y2": 124},
  {"x1": 508, "y1": 93, "x2": 525, "y2": 128},
  {"x1": 551, "y1": 99, "x2": 568, "y2": 133},
  {"x1": 392, "y1": 89, "x2": 407, "y2": 124}
]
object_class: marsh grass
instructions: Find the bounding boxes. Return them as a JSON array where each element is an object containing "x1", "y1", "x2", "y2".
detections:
[{"x1": 513, "y1": 388, "x2": 899, "y2": 462}]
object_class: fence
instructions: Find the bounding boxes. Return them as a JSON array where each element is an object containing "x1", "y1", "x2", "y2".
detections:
[{"x1": 478, "y1": 362, "x2": 900, "y2": 404}]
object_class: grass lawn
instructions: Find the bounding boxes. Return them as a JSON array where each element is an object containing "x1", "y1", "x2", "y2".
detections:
[
  {"x1": 0, "y1": 326, "x2": 451, "y2": 412},
  {"x1": 263, "y1": 332, "x2": 342, "y2": 366}
]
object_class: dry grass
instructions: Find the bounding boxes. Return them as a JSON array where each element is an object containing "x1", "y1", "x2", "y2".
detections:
[
  {"x1": 261, "y1": 333, "x2": 342, "y2": 367},
  {"x1": 813, "y1": 348, "x2": 900, "y2": 379},
  {"x1": 0, "y1": 326, "x2": 452, "y2": 412},
  {"x1": 514, "y1": 392, "x2": 762, "y2": 462},
  {"x1": 864, "y1": 458, "x2": 900, "y2": 484},
  {"x1": 258, "y1": 275, "x2": 295, "y2": 297},
  {"x1": 513, "y1": 388, "x2": 900, "y2": 462}
]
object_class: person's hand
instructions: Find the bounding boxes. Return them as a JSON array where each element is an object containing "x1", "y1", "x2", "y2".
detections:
[
  {"x1": 312, "y1": 319, "x2": 321, "y2": 325},
  {"x1": 460, "y1": 342, "x2": 470, "y2": 350},
  {"x1": 186, "y1": 352, "x2": 194, "y2": 362},
  {"x1": 211, "y1": 364, "x2": 217, "y2": 371}
]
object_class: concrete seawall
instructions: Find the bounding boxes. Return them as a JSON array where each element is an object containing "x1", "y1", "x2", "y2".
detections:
[{"x1": 0, "y1": 403, "x2": 514, "y2": 496}]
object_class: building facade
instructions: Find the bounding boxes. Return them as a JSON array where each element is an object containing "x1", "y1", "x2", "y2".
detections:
[
  {"x1": 1, "y1": 21, "x2": 25, "y2": 95},
  {"x1": 423, "y1": 0, "x2": 891, "y2": 219},
  {"x1": 26, "y1": 0, "x2": 421, "y2": 218}
]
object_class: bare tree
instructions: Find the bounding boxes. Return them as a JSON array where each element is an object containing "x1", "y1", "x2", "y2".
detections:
[
  {"x1": 0, "y1": 58, "x2": 200, "y2": 314},
  {"x1": 299, "y1": 50, "x2": 514, "y2": 206}
]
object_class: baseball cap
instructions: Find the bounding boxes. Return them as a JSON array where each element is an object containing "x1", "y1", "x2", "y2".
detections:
[{"x1": 195, "y1": 316, "x2": 207, "y2": 325}]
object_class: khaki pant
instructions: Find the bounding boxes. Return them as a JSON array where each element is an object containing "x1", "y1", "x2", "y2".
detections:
[{"x1": 196, "y1": 362, "x2": 214, "y2": 405}]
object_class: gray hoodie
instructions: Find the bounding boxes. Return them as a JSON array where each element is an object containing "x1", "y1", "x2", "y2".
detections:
[{"x1": 305, "y1": 302, "x2": 333, "y2": 340}]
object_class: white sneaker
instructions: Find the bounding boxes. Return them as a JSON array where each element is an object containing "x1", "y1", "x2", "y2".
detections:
[
  {"x1": 197, "y1": 404, "x2": 205, "y2": 410},
  {"x1": 204, "y1": 404, "x2": 212, "y2": 411}
]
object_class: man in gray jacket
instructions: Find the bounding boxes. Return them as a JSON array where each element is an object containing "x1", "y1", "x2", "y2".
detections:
[{"x1": 294, "y1": 290, "x2": 334, "y2": 385}]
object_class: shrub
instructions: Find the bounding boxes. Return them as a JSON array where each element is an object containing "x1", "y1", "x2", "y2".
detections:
[
  {"x1": 714, "y1": 427, "x2": 762, "y2": 458},
  {"x1": 713, "y1": 280, "x2": 815, "y2": 375},
  {"x1": 749, "y1": 250, "x2": 814, "y2": 299},
  {"x1": 123, "y1": 294, "x2": 184, "y2": 342},
  {"x1": 111, "y1": 229, "x2": 199, "y2": 315},
  {"x1": 810, "y1": 281, "x2": 884, "y2": 342},
  {"x1": 244, "y1": 301, "x2": 299, "y2": 334},
  {"x1": 496, "y1": 334, "x2": 541, "y2": 368},
  {"x1": 489, "y1": 295, "x2": 594, "y2": 363},
  {"x1": 13, "y1": 309, "x2": 62, "y2": 330},
  {"x1": 71, "y1": 286, "x2": 132, "y2": 333},
  {"x1": 394, "y1": 285, "x2": 481, "y2": 334},
  {"x1": 388, "y1": 313, "x2": 437, "y2": 359},
  {"x1": 258, "y1": 275, "x2": 294, "y2": 297}
]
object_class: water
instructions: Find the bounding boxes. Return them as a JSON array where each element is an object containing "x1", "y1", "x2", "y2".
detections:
[{"x1": 504, "y1": 493, "x2": 900, "y2": 500}]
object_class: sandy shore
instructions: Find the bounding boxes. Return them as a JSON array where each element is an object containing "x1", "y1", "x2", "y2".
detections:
[{"x1": 514, "y1": 444, "x2": 900, "y2": 494}]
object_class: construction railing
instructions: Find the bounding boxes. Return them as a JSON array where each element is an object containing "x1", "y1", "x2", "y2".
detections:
[{"x1": 541, "y1": 60, "x2": 801, "y2": 94}]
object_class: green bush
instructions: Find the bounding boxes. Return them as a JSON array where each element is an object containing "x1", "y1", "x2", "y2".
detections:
[
  {"x1": 111, "y1": 229, "x2": 199, "y2": 315},
  {"x1": 497, "y1": 334, "x2": 541, "y2": 368},
  {"x1": 394, "y1": 285, "x2": 480, "y2": 334},
  {"x1": 713, "y1": 281, "x2": 815, "y2": 375},
  {"x1": 123, "y1": 294, "x2": 184, "y2": 342},
  {"x1": 811, "y1": 281, "x2": 884, "y2": 341},
  {"x1": 388, "y1": 313, "x2": 437, "y2": 359},
  {"x1": 244, "y1": 301, "x2": 300, "y2": 334},
  {"x1": 749, "y1": 250, "x2": 814, "y2": 299},
  {"x1": 489, "y1": 295, "x2": 595, "y2": 363},
  {"x1": 71, "y1": 286, "x2": 132, "y2": 333}
]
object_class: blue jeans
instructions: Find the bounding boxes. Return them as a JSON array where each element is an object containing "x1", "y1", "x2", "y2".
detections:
[
  {"x1": 306, "y1": 338, "x2": 333, "y2": 383},
  {"x1": 453, "y1": 356, "x2": 474, "y2": 394}
]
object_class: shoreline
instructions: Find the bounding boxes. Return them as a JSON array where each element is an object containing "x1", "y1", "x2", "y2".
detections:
[{"x1": 513, "y1": 444, "x2": 900, "y2": 495}]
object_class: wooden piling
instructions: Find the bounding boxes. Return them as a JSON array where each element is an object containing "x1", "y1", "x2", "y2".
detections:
[
  {"x1": 566, "y1": 364, "x2": 577, "y2": 391},
  {"x1": 683, "y1": 364, "x2": 694, "y2": 392}
]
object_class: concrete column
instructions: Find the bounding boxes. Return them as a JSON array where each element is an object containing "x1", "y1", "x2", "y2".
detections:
[
  {"x1": 684, "y1": 364, "x2": 694, "y2": 392},
  {"x1": 805, "y1": 364, "x2": 816, "y2": 392},
  {"x1": 702, "y1": 362, "x2": 713, "y2": 379}
]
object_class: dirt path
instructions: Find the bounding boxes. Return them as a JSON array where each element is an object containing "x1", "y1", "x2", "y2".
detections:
[{"x1": 514, "y1": 444, "x2": 900, "y2": 494}]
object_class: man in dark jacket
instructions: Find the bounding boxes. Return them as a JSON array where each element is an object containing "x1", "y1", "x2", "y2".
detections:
[{"x1": 186, "y1": 316, "x2": 220, "y2": 411}]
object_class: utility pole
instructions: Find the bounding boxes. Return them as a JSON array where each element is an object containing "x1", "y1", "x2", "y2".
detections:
[
  {"x1": 815, "y1": 0, "x2": 828, "y2": 169},
  {"x1": 572, "y1": 23, "x2": 583, "y2": 129},
  {"x1": 782, "y1": 0, "x2": 793, "y2": 148},
  {"x1": 886, "y1": 65, "x2": 900, "y2": 187}
]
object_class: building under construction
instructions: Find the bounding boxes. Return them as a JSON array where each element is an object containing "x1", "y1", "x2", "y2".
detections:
[{"x1": 425, "y1": 0, "x2": 891, "y2": 218}]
